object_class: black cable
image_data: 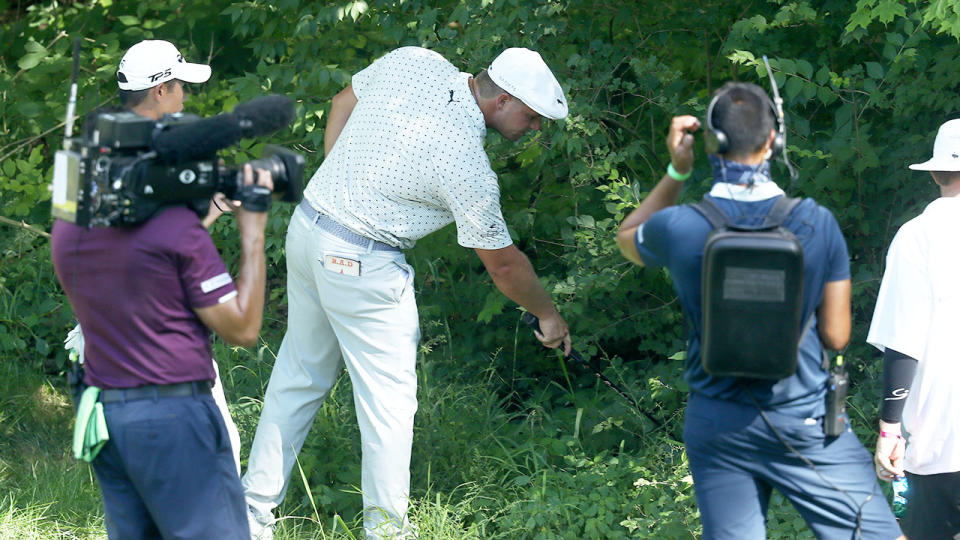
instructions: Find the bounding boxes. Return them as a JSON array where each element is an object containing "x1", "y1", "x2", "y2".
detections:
[
  {"x1": 211, "y1": 195, "x2": 227, "y2": 214},
  {"x1": 761, "y1": 55, "x2": 798, "y2": 183},
  {"x1": 746, "y1": 390, "x2": 874, "y2": 540}
]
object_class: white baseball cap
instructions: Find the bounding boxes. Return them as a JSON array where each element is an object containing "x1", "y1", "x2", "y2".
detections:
[
  {"x1": 487, "y1": 48, "x2": 568, "y2": 120},
  {"x1": 117, "y1": 40, "x2": 211, "y2": 91},
  {"x1": 909, "y1": 119, "x2": 960, "y2": 171}
]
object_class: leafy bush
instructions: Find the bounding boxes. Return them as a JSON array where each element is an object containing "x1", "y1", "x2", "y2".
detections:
[{"x1": 3, "y1": 0, "x2": 957, "y2": 537}]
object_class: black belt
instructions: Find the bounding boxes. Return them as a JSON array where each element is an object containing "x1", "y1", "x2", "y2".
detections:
[
  {"x1": 100, "y1": 380, "x2": 213, "y2": 403},
  {"x1": 298, "y1": 199, "x2": 400, "y2": 252}
]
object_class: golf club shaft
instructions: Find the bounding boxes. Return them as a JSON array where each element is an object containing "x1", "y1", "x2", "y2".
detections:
[{"x1": 521, "y1": 312, "x2": 661, "y2": 427}]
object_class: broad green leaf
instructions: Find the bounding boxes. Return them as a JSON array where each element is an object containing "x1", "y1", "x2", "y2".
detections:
[
  {"x1": 777, "y1": 58, "x2": 796, "y2": 75},
  {"x1": 785, "y1": 77, "x2": 804, "y2": 101},
  {"x1": 17, "y1": 53, "x2": 45, "y2": 70},
  {"x1": 476, "y1": 290, "x2": 508, "y2": 324},
  {"x1": 19, "y1": 102, "x2": 43, "y2": 117},
  {"x1": 17, "y1": 39, "x2": 46, "y2": 70},
  {"x1": 24, "y1": 40, "x2": 45, "y2": 53},
  {"x1": 865, "y1": 61, "x2": 884, "y2": 79},
  {"x1": 815, "y1": 66, "x2": 831, "y2": 85}
]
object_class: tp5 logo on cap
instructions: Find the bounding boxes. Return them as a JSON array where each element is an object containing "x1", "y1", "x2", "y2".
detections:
[{"x1": 148, "y1": 69, "x2": 173, "y2": 83}]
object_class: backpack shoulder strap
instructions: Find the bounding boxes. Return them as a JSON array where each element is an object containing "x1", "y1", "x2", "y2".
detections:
[
  {"x1": 761, "y1": 196, "x2": 802, "y2": 228},
  {"x1": 690, "y1": 197, "x2": 730, "y2": 230}
]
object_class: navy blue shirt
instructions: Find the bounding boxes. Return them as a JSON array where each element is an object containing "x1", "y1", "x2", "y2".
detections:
[{"x1": 635, "y1": 191, "x2": 850, "y2": 418}]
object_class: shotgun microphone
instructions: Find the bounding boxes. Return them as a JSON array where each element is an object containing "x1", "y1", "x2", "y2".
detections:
[{"x1": 151, "y1": 94, "x2": 294, "y2": 164}]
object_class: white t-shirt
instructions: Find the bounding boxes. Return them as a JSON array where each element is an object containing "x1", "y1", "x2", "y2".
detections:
[
  {"x1": 302, "y1": 46, "x2": 513, "y2": 251},
  {"x1": 866, "y1": 196, "x2": 960, "y2": 475}
]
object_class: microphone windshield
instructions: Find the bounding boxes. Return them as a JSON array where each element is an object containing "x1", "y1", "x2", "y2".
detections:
[
  {"x1": 152, "y1": 113, "x2": 241, "y2": 164},
  {"x1": 150, "y1": 95, "x2": 294, "y2": 164},
  {"x1": 232, "y1": 94, "x2": 295, "y2": 138}
]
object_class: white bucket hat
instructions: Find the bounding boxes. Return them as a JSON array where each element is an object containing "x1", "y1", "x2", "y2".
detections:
[
  {"x1": 117, "y1": 40, "x2": 211, "y2": 91},
  {"x1": 487, "y1": 47, "x2": 568, "y2": 120},
  {"x1": 909, "y1": 119, "x2": 960, "y2": 171}
]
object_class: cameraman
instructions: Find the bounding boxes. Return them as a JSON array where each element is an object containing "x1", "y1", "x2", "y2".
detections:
[
  {"x1": 68, "y1": 39, "x2": 244, "y2": 471},
  {"x1": 615, "y1": 83, "x2": 902, "y2": 539},
  {"x1": 50, "y1": 40, "x2": 273, "y2": 539}
]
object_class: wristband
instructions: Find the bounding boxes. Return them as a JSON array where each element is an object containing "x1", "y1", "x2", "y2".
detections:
[
  {"x1": 667, "y1": 163, "x2": 692, "y2": 182},
  {"x1": 879, "y1": 430, "x2": 905, "y2": 440}
]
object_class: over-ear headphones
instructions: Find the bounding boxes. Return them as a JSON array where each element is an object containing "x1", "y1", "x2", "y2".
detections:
[{"x1": 705, "y1": 59, "x2": 786, "y2": 158}]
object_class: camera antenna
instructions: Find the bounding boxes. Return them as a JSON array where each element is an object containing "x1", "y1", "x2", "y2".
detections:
[
  {"x1": 762, "y1": 55, "x2": 798, "y2": 181},
  {"x1": 63, "y1": 37, "x2": 81, "y2": 149}
]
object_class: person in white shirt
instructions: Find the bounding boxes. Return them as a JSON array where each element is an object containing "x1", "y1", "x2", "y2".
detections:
[
  {"x1": 868, "y1": 118, "x2": 960, "y2": 540},
  {"x1": 242, "y1": 46, "x2": 572, "y2": 539}
]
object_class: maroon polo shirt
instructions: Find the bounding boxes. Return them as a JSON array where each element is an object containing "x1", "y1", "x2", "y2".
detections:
[{"x1": 51, "y1": 206, "x2": 236, "y2": 389}]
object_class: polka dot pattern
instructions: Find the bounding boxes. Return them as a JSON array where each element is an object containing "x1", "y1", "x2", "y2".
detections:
[{"x1": 302, "y1": 47, "x2": 513, "y2": 250}]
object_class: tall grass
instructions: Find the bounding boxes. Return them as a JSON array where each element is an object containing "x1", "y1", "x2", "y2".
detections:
[
  {"x1": 0, "y1": 358, "x2": 105, "y2": 538},
  {"x1": 1, "y1": 321, "x2": 833, "y2": 539}
]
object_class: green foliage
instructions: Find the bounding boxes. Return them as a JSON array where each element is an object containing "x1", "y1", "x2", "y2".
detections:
[
  {"x1": 5, "y1": 0, "x2": 957, "y2": 537},
  {"x1": 0, "y1": 229, "x2": 72, "y2": 372}
]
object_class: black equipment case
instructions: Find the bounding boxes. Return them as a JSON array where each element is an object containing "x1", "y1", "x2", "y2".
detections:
[{"x1": 692, "y1": 196, "x2": 805, "y2": 380}]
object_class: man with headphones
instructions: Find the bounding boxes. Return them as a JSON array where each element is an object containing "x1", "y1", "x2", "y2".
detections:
[{"x1": 615, "y1": 81, "x2": 903, "y2": 539}]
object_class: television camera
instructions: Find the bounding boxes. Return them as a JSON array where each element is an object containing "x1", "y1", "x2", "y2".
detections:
[{"x1": 51, "y1": 93, "x2": 304, "y2": 228}]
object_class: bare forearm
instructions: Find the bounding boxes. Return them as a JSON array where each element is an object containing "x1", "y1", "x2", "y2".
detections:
[
  {"x1": 490, "y1": 257, "x2": 558, "y2": 319},
  {"x1": 621, "y1": 174, "x2": 683, "y2": 232},
  {"x1": 194, "y1": 165, "x2": 272, "y2": 347},
  {"x1": 475, "y1": 245, "x2": 570, "y2": 353},
  {"x1": 230, "y1": 232, "x2": 266, "y2": 345},
  {"x1": 476, "y1": 246, "x2": 557, "y2": 318},
  {"x1": 324, "y1": 86, "x2": 357, "y2": 156},
  {"x1": 616, "y1": 174, "x2": 683, "y2": 265},
  {"x1": 617, "y1": 115, "x2": 700, "y2": 266},
  {"x1": 879, "y1": 419, "x2": 902, "y2": 433}
]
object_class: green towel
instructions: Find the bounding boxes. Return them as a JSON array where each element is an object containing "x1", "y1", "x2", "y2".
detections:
[{"x1": 72, "y1": 386, "x2": 108, "y2": 462}]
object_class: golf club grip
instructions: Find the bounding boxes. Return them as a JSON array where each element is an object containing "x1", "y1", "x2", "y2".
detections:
[
  {"x1": 521, "y1": 311, "x2": 540, "y2": 330},
  {"x1": 521, "y1": 312, "x2": 585, "y2": 363}
]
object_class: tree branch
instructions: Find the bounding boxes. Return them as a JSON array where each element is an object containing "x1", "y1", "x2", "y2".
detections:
[{"x1": 0, "y1": 215, "x2": 51, "y2": 239}]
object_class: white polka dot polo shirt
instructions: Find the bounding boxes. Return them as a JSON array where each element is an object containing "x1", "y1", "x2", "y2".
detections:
[{"x1": 302, "y1": 46, "x2": 513, "y2": 250}]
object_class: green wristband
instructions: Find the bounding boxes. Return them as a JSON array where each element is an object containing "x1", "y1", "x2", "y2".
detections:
[{"x1": 667, "y1": 163, "x2": 692, "y2": 182}]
